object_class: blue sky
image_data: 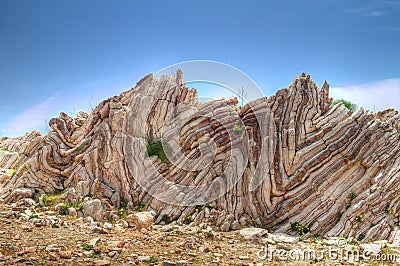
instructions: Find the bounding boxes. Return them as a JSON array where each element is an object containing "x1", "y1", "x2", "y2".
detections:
[{"x1": 0, "y1": 0, "x2": 399, "y2": 136}]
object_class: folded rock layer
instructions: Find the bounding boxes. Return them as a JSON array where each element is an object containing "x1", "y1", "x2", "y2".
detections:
[{"x1": 0, "y1": 72, "x2": 399, "y2": 240}]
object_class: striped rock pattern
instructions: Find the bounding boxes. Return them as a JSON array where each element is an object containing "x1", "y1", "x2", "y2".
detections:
[{"x1": 0, "y1": 72, "x2": 399, "y2": 241}]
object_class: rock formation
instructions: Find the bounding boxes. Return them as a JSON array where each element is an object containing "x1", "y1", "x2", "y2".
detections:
[{"x1": 0, "y1": 71, "x2": 399, "y2": 242}]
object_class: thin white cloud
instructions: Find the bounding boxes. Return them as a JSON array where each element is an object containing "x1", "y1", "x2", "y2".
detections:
[
  {"x1": 346, "y1": 8, "x2": 384, "y2": 16},
  {"x1": 330, "y1": 78, "x2": 400, "y2": 111},
  {"x1": 368, "y1": 11, "x2": 384, "y2": 16},
  {"x1": 345, "y1": 0, "x2": 400, "y2": 17},
  {"x1": 3, "y1": 94, "x2": 59, "y2": 136}
]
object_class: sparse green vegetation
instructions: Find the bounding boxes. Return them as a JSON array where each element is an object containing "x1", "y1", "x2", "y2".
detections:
[
  {"x1": 290, "y1": 222, "x2": 312, "y2": 235},
  {"x1": 58, "y1": 204, "x2": 68, "y2": 215},
  {"x1": 149, "y1": 256, "x2": 159, "y2": 263},
  {"x1": 75, "y1": 145, "x2": 84, "y2": 152},
  {"x1": 357, "y1": 233, "x2": 365, "y2": 241},
  {"x1": 8, "y1": 168, "x2": 17, "y2": 177},
  {"x1": 233, "y1": 124, "x2": 245, "y2": 135},
  {"x1": 118, "y1": 208, "x2": 125, "y2": 217},
  {"x1": 116, "y1": 200, "x2": 127, "y2": 217},
  {"x1": 347, "y1": 237, "x2": 357, "y2": 246},
  {"x1": 355, "y1": 214, "x2": 364, "y2": 223},
  {"x1": 41, "y1": 193, "x2": 63, "y2": 207},
  {"x1": 0, "y1": 148, "x2": 17, "y2": 155},
  {"x1": 81, "y1": 244, "x2": 94, "y2": 251},
  {"x1": 184, "y1": 215, "x2": 192, "y2": 225},
  {"x1": 162, "y1": 214, "x2": 170, "y2": 224},
  {"x1": 145, "y1": 140, "x2": 172, "y2": 164},
  {"x1": 195, "y1": 205, "x2": 202, "y2": 213},
  {"x1": 385, "y1": 203, "x2": 391, "y2": 213},
  {"x1": 332, "y1": 99, "x2": 357, "y2": 112},
  {"x1": 120, "y1": 200, "x2": 127, "y2": 209},
  {"x1": 135, "y1": 201, "x2": 145, "y2": 212},
  {"x1": 206, "y1": 203, "x2": 215, "y2": 210},
  {"x1": 312, "y1": 234, "x2": 321, "y2": 241},
  {"x1": 57, "y1": 201, "x2": 81, "y2": 215},
  {"x1": 349, "y1": 191, "x2": 357, "y2": 200}
]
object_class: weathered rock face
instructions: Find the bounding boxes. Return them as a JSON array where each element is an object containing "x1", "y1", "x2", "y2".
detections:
[
  {"x1": 83, "y1": 198, "x2": 105, "y2": 221},
  {"x1": 0, "y1": 71, "x2": 399, "y2": 241}
]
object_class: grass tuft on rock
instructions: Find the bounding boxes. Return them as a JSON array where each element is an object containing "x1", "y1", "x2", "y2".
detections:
[{"x1": 145, "y1": 140, "x2": 172, "y2": 164}]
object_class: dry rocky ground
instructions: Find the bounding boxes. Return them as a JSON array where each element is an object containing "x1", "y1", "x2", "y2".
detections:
[{"x1": 1, "y1": 199, "x2": 400, "y2": 266}]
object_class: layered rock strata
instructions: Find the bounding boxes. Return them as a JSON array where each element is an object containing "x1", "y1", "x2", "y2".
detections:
[{"x1": 0, "y1": 71, "x2": 399, "y2": 241}]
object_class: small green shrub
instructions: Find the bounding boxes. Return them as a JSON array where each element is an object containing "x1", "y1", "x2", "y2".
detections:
[
  {"x1": 347, "y1": 237, "x2": 357, "y2": 245},
  {"x1": 312, "y1": 234, "x2": 321, "y2": 241},
  {"x1": 233, "y1": 124, "x2": 245, "y2": 135},
  {"x1": 41, "y1": 193, "x2": 63, "y2": 207},
  {"x1": 355, "y1": 214, "x2": 364, "y2": 222},
  {"x1": 135, "y1": 201, "x2": 145, "y2": 212},
  {"x1": 385, "y1": 203, "x2": 391, "y2": 213},
  {"x1": 357, "y1": 233, "x2": 366, "y2": 241},
  {"x1": 118, "y1": 208, "x2": 125, "y2": 217},
  {"x1": 81, "y1": 244, "x2": 94, "y2": 251},
  {"x1": 290, "y1": 222, "x2": 311, "y2": 235},
  {"x1": 349, "y1": 191, "x2": 357, "y2": 200},
  {"x1": 195, "y1": 205, "x2": 202, "y2": 213},
  {"x1": 145, "y1": 140, "x2": 172, "y2": 164},
  {"x1": 206, "y1": 203, "x2": 216, "y2": 210},
  {"x1": 332, "y1": 99, "x2": 357, "y2": 112},
  {"x1": 9, "y1": 168, "x2": 17, "y2": 177},
  {"x1": 149, "y1": 256, "x2": 159, "y2": 263},
  {"x1": 58, "y1": 204, "x2": 68, "y2": 216},
  {"x1": 184, "y1": 215, "x2": 192, "y2": 225},
  {"x1": 120, "y1": 200, "x2": 127, "y2": 209},
  {"x1": 161, "y1": 214, "x2": 170, "y2": 224},
  {"x1": 41, "y1": 195, "x2": 49, "y2": 206}
]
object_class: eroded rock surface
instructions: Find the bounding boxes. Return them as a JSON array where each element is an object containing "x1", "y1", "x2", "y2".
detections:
[{"x1": 0, "y1": 71, "x2": 399, "y2": 241}]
